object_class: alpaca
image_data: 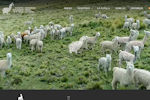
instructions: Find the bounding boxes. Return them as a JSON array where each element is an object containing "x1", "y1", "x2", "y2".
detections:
[
  {"x1": 0, "y1": 53, "x2": 12, "y2": 77},
  {"x1": 112, "y1": 62, "x2": 134, "y2": 90},
  {"x1": 2, "y1": 2, "x2": 14, "y2": 14},
  {"x1": 125, "y1": 30, "x2": 150, "y2": 52}
]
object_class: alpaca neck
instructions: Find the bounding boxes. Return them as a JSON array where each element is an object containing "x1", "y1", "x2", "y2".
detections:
[
  {"x1": 126, "y1": 69, "x2": 134, "y2": 79},
  {"x1": 7, "y1": 58, "x2": 12, "y2": 69},
  {"x1": 8, "y1": 5, "x2": 13, "y2": 12}
]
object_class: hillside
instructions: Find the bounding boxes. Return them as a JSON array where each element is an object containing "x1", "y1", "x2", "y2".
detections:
[{"x1": 0, "y1": 0, "x2": 150, "y2": 90}]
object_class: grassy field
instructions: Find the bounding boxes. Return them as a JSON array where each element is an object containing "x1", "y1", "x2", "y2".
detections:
[{"x1": 0, "y1": 0, "x2": 150, "y2": 90}]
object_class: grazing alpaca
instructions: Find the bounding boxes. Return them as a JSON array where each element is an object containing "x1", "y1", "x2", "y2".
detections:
[{"x1": 2, "y1": 2, "x2": 14, "y2": 14}]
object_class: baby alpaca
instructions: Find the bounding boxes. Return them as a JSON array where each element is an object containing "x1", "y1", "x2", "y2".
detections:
[
  {"x1": 36, "y1": 40, "x2": 43, "y2": 52},
  {"x1": 98, "y1": 54, "x2": 112, "y2": 73}
]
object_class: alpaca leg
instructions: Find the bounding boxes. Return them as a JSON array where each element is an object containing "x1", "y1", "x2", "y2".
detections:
[{"x1": 112, "y1": 79, "x2": 117, "y2": 90}]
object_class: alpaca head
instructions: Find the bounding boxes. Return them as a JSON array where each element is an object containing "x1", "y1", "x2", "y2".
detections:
[
  {"x1": 126, "y1": 61, "x2": 134, "y2": 74},
  {"x1": 106, "y1": 54, "x2": 111, "y2": 62},
  {"x1": 71, "y1": 24, "x2": 74, "y2": 27},
  {"x1": 10, "y1": 2, "x2": 14, "y2": 7},
  {"x1": 49, "y1": 21, "x2": 54, "y2": 26},
  {"x1": 7, "y1": 53, "x2": 12, "y2": 68},
  {"x1": 133, "y1": 46, "x2": 139, "y2": 52},
  {"x1": 96, "y1": 32, "x2": 100, "y2": 37},
  {"x1": 112, "y1": 36, "x2": 119, "y2": 44},
  {"x1": 40, "y1": 25, "x2": 44, "y2": 29}
]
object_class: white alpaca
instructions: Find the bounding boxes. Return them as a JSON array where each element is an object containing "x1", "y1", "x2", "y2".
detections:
[
  {"x1": 6, "y1": 36, "x2": 12, "y2": 47},
  {"x1": 100, "y1": 37, "x2": 119, "y2": 54},
  {"x1": 2, "y1": 2, "x2": 14, "y2": 14},
  {"x1": 69, "y1": 15, "x2": 73, "y2": 24},
  {"x1": 133, "y1": 68, "x2": 150, "y2": 90},
  {"x1": 123, "y1": 22, "x2": 130, "y2": 29},
  {"x1": 95, "y1": 12, "x2": 101, "y2": 19},
  {"x1": 116, "y1": 29, "x2": 139, "y2": 47},
  {"x1": 143, "y1": 18, "x2": 150, "y2": 27},
  {"x1": 98, "y1": 54, "x2": 112, "y2": 73},
  {"x1": 65, "y1": 24, "x2": 74, "y2": 36},
  {"x1": 112, "y1": 62, "x2": 134, "y2": 90},
  {"x1": 86, "y1": 32, "x2": 101, "y2": 49},
  {"x1": 125, "y1": 30, "x2": 150, "y2": 52},
  {"x1": 125, "y1": 15, "x2": 134, "y2": 24},
  {"x1": 118, "y1": 48, "x2": 139, "y2": 67},
  {"x1": 60, "y1": 28, "x2": 66, "y2": 39},
  {"x1": 68, "y1": 37, "x2": 87, "y2": 54},
  {"x1": 0, "y1": 53, "x2": 12, "y2": 77},
  {"x1": 36, "y1": 40, "x2": 43, "y2": 52},
  {"x1": 30, "y1": 39, "x2": 38, "y2": 51},
  {"x1": 80, "y1": 32, "x2": 100, "y2": 49},
  {"x1": 131, "y1": 20, "x2": 140, "y2": 30},
  {"x1": 101, "y1": 14, "x2": 109, "y2": 19},
  {"x1": 16, "y1": 38, "x2": 22, "y2": 50}
]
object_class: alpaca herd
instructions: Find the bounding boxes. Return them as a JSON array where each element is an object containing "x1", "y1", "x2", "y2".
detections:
[
  {"x1": 0, "y1": 6, "x2": 150, "y2": 90},
  {"x1": 69, "y1": 11, "x2": 150, "y2": 89}
]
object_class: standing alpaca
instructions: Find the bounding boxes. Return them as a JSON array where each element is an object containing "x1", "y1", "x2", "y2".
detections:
[
  {"x1": 36, "y1": 40, "x2": 43, "y2": 53},
  {"x1": 0, "y1": 53, "x2": 12, "y2": 77},
  {"x1": 98, "y1": 54, "x2": 112, "y2": 73},
  {"x1": 69, "y1": 15, "x2": 73, "y2": 24},
  {"x1": 118, "y1": 48, "x2": 139, "y2": 67},
  {"x1": 95, "y1": 12, "x2": 101, "y2": 19},
  {"x1": 24, "y1": 17, "x2": 34, "y2": 26},
  {"x1": 16, "y1": 38, "x2": 22, "y2": 50},
  {"x1": 112, "y1": 62, "x2": 134, "y2": 90},
  {"x1": 100, "y1": 37, "x2": 119, "y2": 54},
  {"x1": 2, "y1": 2, "x2": 14, "y2": 14},
  {"x1": 131, "y1": 20, "x2": 140, "y2": 30},
  {"x1": 125, "y1": 30, "x2": 150, "y2": 52},
  {"x1": 133, "y1": 68, "x2": 150, "y2": 90},
  {"x1": 6, "y1": 36, "x2": 12, "y2": 47},
  {"x1": 116, "y1": 29, "x2": 139, "y2": 48}
]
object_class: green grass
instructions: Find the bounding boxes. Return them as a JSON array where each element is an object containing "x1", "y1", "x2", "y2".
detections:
[{"x1": 0, "y1": 1, "x2": 150, "y2": 90}]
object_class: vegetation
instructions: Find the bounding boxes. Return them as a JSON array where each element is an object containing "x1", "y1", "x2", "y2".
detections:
[{"x1": 0, "y1": 0, "x2": 150, "y2": 90}]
